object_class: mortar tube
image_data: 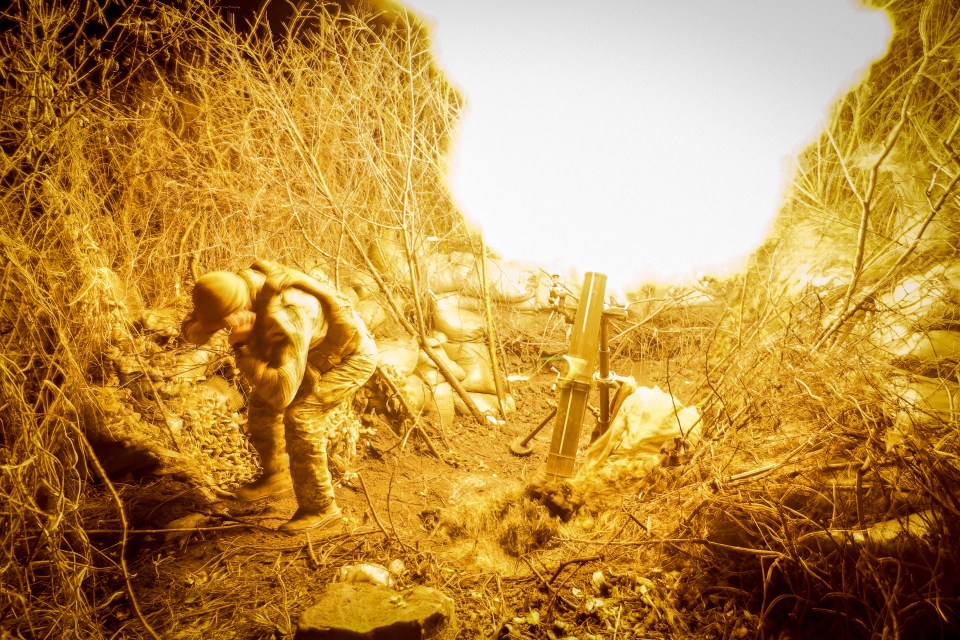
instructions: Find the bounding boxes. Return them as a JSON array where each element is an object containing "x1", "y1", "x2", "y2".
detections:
[{"x1": 545, "y1": 272, "x2": 606, "y2": 481}]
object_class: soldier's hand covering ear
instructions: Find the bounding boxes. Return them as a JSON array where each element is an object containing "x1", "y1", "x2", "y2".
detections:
[{"x1": 226, "y1": 310, "x2": 256, "y2": 345}]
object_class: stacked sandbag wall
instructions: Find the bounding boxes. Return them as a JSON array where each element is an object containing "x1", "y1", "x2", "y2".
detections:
[
  {"x1": 370, "y1": 235, "x2": 552, "y2": 424},
  {"x1": 425, "y1": 248, "x2": 554, "y2": 421}
]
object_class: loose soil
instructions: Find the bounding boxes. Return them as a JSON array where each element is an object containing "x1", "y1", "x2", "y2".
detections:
[{"x1": 90, "y1": 313, "x2": 713, "y2": 640}]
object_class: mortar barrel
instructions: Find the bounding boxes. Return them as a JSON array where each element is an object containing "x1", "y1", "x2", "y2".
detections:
[
  {"x1": 546, "y1": 379, "x2": 593, "y2": 479},
  {"x1": 545, "y1": 272, "x2": 606, "y2": 480},
  {"x1": 566, "y1": 272, "x2": 606, "y2": 377}
]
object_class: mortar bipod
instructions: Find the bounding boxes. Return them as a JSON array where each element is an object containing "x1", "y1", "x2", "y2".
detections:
[
  {"x1": 510, "y1": 368, "x2": 604, "y2": 457},
  {"x1": 590, "y1": 304, "x2": 628, "y2": 443}
]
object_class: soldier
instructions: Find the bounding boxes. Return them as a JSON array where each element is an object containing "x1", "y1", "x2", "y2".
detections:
[{"x1": 181, "y1": 260, "x2": 378, "y2": 533}]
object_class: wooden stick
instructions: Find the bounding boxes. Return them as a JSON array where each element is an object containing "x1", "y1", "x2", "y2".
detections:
[
  {"x1": 372, "y1": 364, "x2": 417, "y2": 435},
  {"x1": 478, "y1": 234, "x2": 508, "y2": 418},
  {"x1": 372, "y1": 365, "x2": 446, "y2": 462},
  {"x1": 356, "y1": 471, "x2": 390, "y2": 540}
]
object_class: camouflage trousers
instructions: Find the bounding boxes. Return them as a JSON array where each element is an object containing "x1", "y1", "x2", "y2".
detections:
[{"x1": 246, "y1": 332, "x2": 377, "y2": 511}]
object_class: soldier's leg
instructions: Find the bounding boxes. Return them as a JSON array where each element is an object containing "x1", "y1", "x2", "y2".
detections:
[
  {"x1": 278, "y1": 333, "x2": 377, "y2": 531},
  {"x1": 236, "y1": 393, "x2": 291, "y2": 501},
  {"x1": 278, "y1": 393, "x2": 340, "y2": 531}
]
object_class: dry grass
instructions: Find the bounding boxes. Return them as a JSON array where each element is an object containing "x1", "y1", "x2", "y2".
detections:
[
  {"x1": 0, "y1": 0, "x2": 461, "y2": 636},
  {"x1": 2, "y1": 0, "x2": 960, "y2": 638},
  {"x1": 581, "y1": 2, "x2": 960, "y2": 636}
]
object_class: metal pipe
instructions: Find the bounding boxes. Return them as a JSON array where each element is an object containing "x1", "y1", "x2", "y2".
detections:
[
  {"x1": 545, "y1": 272, "x2": 606, "y2": 480},
  {"x1": 510, "y1": 405, "x2": 558, "y2": 456},
  {"x1": 591, "y1": 306, "x2": 627, "y2": 443},
  {"x1": 596, "y1": 314, "x2": 610, "y2": 441}
]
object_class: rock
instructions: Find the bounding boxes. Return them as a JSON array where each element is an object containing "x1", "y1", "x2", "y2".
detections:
[
  {"x1": 170, "y1": 347, "x2": 218, "y2": 382},
  {"x1": 295, "y1": 583, "x2": 454, "y2": 640},
  {"x1": 200, "y1": 375, "x2": 245, "y2": 412},
  {"x1": 337, "y1": 563, "x2": 394, "y2": 587},
  {"x1": 162, "y1": 513, "x2": 212, "y2": 547}
]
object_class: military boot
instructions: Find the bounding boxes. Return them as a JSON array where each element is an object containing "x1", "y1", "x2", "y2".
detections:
[
  {"x1": 235, "y1": 472, "x2": 292, "y2": 501},
  {"x1": 278, "y1": 503, "x2": 342, "y2": 533}
]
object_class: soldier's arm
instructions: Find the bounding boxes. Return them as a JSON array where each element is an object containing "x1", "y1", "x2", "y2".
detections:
[{"x1": 233, "y1": 289, "x2": 320, "y2": 409}]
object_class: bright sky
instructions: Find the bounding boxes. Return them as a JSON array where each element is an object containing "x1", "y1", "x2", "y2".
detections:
[{"x1": 404, "y1": 0, "x2": 891, "y2": 287}]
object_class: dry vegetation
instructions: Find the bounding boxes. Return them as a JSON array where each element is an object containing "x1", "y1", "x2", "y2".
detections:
[{"x1": 2, "y1": 0, "x2": 960, "y2": 638}]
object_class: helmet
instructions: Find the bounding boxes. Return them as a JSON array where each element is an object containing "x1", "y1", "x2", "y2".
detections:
[{"x1": 192, "y1": 271, "x2": 248, "y2": 323}]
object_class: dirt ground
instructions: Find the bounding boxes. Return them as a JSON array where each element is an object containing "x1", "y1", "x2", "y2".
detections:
[
  {"x1": 119, "y1": 376, "x2": 597, "y2": 638},
  {"x1": 87, "y1": 310, "x2": 715, "y2": 640}
]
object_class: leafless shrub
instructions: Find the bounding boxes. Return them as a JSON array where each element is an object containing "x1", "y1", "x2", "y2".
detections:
[{"x1": 0, "y1": 0, "x2": 463, "y2": 636}]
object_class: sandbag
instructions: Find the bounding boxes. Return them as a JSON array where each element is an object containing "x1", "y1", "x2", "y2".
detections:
[
  {"x1": 450, "y1": 295, "x2": 484, "y2": 312},
  {"x1": 453, "y1": 391, "x2": 515, "y2": 416},
  {"x1": 879, "y1": 266, "x2": 960, "y2": 330},
  {"x1": 454, "y1": 293, "x2": 546, "y2": 314},
  {"x1": 431, "y1": 293, "x2": 486, "y2": 343},
  {"x1": 890, "y1": 374, "x2": 960, "y2": 426},
  {"x1": 416, "y1": 346, "x2": 466, "y2": 385},
  {"x1": 347, "y1": 270, "x2": 379, "y2": 301},
  {"x1": 402, "y1": 375, "x2": 427, "y2": 411},
  {"x1": 426, "y1": 251, "x2": 537, "y2": 303},
  {"x1": 96, "y1": 267, "x2": 144, "y2": 324},
  {"x1": 342, "y1": 287, "x2": 361, "y2": 308},
  {"x1": 441, "y1": 341, "x2": 496, "y2": 394},
  {"x1": 415, "y1": 363, "x2": 440, "y2": 387},
  {"x1": 426, "y1": 382, "x2": 456, "y2": 428},
  {"x1": 889, "y1": 330, "x2": 960, "y2": 374},
  {"x1": 376, "y1": 337, "x2": 419, "y2": 376},
  {"x1": 867, "y1": 321, "x2": 913, "y2": 360},
  {"x1": 357, "y1": 298, "x2": 387, "y2": 334},
  {"x1": 401, "y1": 377, "x2": 457, "y2": 428},
  {"x1": 478, "y1": 258, "x2": 538, "y2": 303},
  {"x1": 302, "y1": 262, "x2": 333, "y2": 284},
  {"x1": 427, "y1": 252, "x2": 475, "y2": 295},
  {"x1": 368, "y1": 235, "x2": 411, "y2": 286}
]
